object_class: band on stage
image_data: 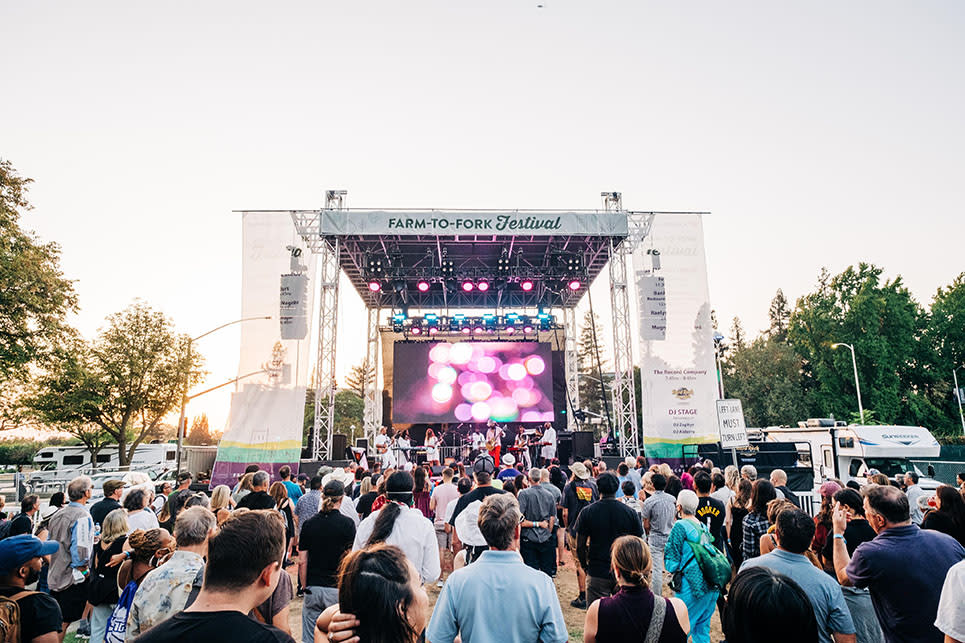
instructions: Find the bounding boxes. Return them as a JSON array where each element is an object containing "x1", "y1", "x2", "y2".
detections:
[{"x1": 371, "y1": 421, "x2": 557, "y2": 471}]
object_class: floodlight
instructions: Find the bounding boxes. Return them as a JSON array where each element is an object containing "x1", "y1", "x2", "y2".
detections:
[
  {"x1": 568, "y1": 279, "x2": 582, "y2": 291},
  {"x1": 461, "y1": 280, "x2": 475, "y2": 292},
  {"x1": 477, "y1": 280, "x2": 490, "y2": 292},
  {"x1": 368, "y1": 281, "x2": 382, "y2": 292},
  {"x1": 417, "y1": 280, "x2": 431, "y2": 292},
  {"x1": 520, "y1": 280, "x2": 534, "y2": 292}
]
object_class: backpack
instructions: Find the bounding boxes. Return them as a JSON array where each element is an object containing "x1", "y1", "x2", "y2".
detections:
[
  {"x1": 104, "y1": 578, "x2": 140, "y2": 643},
  {"x1": 0, "y1": 521, "x2": 12, "y2": 542},
  {"x1": 682, "y1": 518, "x2": 732, "y2": 590},
  {"x1": 0, "y1": 590, "x2": 36, "y2": 643}
]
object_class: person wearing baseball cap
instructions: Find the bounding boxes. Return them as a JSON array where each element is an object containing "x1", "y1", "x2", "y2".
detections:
[
  {"x1": 561, "y1": 461, "x2": 599, "y2": 608},
  {"x1": 0, "y1": 534, "x2": 63, "y2": 642}
]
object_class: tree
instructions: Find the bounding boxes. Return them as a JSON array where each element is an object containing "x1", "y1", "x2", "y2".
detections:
[
  {"x1": 333, "y1": 389, "x2": 364, "y2": 441},
  {"x1": 730, "y1": 317, "x2": 746, "y2": 352},
  {"x1": 185, "y1": 413, "x2": 213, "y2": 445},
  {"x1": 767, "y1": 289, "x2": 791, "y2": 342},
  {"x1": 345, "y1": 360, "x2": 376, "y2": 399},
  {"x1": 722, "y1": 336, "x2": 809, "y2": 427},
  {"x1": 0, "y1": 160, "x2": 77, "y2": 386},
  {"x1": 577, "y1": 310, "x2": 609, "y2": 419},
  {"x1": 29, "y1": 302, "x2": 203, "y2": 467},
  {"x1": 923, "y1": 273, "x2": 965, "y2": 433}
]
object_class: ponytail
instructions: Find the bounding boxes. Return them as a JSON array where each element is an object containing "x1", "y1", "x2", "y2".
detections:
[{"x1": 367, "y1": 502, "x2": 402, "y2": 545}]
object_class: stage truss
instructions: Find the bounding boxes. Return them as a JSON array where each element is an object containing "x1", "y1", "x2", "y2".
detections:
[{"x1": 290, "y1": 192, "x2": 678, "y2": 460}]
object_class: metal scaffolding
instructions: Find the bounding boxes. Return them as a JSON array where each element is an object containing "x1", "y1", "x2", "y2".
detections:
[
  {"x1": 563, "y1": 307, "x2": 579, "y2": 431},
  {"x1": 362, "y1": 306, "x2": 382, "y2": 447}
]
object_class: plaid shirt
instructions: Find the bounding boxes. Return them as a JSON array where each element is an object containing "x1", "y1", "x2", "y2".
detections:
[{"x1": 742, "y1": 511, "x2": 770, "y2": 561}]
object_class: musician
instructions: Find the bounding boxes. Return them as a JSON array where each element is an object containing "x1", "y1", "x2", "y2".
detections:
[
  {"x1": 486, "y1": 419, "x2": 505, "y2": 462},
  {"x1": 374, "y1": 426, "x2": 397, "y2": 469},
  {"x1": 424, "y1": 428, "x2": 440, "y2": 466},
  {"x1": 539, "y1": 422, "x2": 557, "y2": 466},
  {"x1": 513, "y1": 429, "x2": 532, "y2": 470},
  {"x1": 395, "y1": 428, "x2": 411, "y2": 467},
  {"x1": 469, "y1": 428, "x2": 486, "y2": 457}
]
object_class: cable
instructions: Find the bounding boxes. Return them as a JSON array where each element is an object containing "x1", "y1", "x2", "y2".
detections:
[{"x1": 586, "y1": 289, "x2": 614, "y2": 435}]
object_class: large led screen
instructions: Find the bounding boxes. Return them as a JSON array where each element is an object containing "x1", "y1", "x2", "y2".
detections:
[{"x1": 392, "y1": 342, "x2": 555, "y2": 424}]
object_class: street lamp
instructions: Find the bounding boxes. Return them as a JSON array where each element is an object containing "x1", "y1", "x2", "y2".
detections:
[
  {"x1": 832, "y1": 342, "x2": 864, "y2": 424},
  {"x1": 175, "y1": 315, "x2": 272, "y2": 473},
  {"x1": 713, "y1": 332, "x2": 726, "y2": 399},
  {"x1": 953, "y1": 365, "x2": 965, "y2": 436}
]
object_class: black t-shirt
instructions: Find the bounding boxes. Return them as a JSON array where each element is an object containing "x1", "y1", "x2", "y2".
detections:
[
  {"x1": 90, "y1": 497, "x2": 122, "y2": 527},
  {"x1": 356, "y1": 492, "x2": 378, "y2": 519},
  {"x1": 574, "y1": 498, "x2": 643, "y2": 578},
  {"x1": 561, "y1": 479, "x2": 599, "y2": 533},
  {"x1": 776, "y1": 485, "x2": 801, "y2": 508},
  {"x1": 822, "y1": 518, "x2": 878, "y2": 562},
  {"x1": 0, "y1": 586, "x2": 62, "y2": 641},
  {"x1": 9, "y1": 513, "x2": 33, "y2": 537},
  {"x1": 237, "y1": 491, "x2": 276, "y2": 511},
  {"x1": 299, "y1": 510, "x2": 356, "y2": 587},
  {"x1": 448, "y1": 486, "x2": 505, "y2": 526},
  {"x1": 131, "y1": 610, "x2": 294, "y2": 643},
  {"x1": 695, "y1": 496, "x2": 727, "y2": 551},
  {"x1": 922, "y1": 510, "x2": 965, "y2": 546}
]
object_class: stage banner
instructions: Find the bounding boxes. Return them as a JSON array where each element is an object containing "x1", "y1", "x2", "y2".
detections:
[
  {"x1": 318, "y1": 209, "x2": 629, "y2": 237},
  {"x1": 633, "y1": 214, "x2": 719, "y2": 460},
  {"x1": 211, "y1": 213, "x2": 316, "y2": 487}
]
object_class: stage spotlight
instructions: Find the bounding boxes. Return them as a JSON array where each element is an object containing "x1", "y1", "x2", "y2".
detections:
[
  {"x1": 522, "y1": 323, "x2": 534, "y2": 334},
  {"x1": 568, "y1": 279, "x2": 582, "y2": 291},
  {"x1": 477, "y1": 280, "x2": 490, "y2": 292},
  {"x1": 497, "y1": 251, "x2": 511, "y2": 272},
  {"x1": 520, "y1": 280, "x2": 534, "y2": 292},
  {"x1": 367, "y1": 257, "x2": 385, "y2": 275},
  {"x1": 440, "y1": 258, "x2": 455, "y2": 276},
  {"x1": 368, "y1": 281, "x2": 382, "y2": 292},
  {"x1": 451, "y1": 313, "x2": 466, "y2": 331},
  {"x1": 462, "y1": 327, "x2": 471, "y2": 335},
  {"x1": 505, "y1": 326, "x2": 515, "y2": 335},
  {"x1": 461, "y1": 280, "x2": 475, "y2": 292},
  {"x1": 410, "y1": 326, "x2": 422, "y2": 335},
  {"x1": 474, "y1": 327, "x2": 486, "y2": 335},
  {"x1": 416, "y1": 280, "x2": 430, "y2": 292},
  {"x1": 428, "y1": 327, "x2": 438, "y2": 335}
]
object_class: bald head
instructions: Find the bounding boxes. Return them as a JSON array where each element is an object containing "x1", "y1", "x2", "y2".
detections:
[{"x1": 770, "y1": 469, "x2": 787, "y2": 486}]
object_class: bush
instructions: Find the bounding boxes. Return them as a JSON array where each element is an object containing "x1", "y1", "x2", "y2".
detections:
[{"x1": 0, "y1": 437, "x2": 79, "y2": 465}]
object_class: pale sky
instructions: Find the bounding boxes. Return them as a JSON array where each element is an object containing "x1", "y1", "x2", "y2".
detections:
[{"x1": 3, "y1": 2, "x2": 963, "y2": 432}]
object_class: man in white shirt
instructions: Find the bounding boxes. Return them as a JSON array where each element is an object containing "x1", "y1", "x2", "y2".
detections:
[
  {"x1": 470, "y1": 429, "x2": 486, "y2": 455},
  {"x1": 540, "y1": 423, "x2": 557, "y2": 466},
  {"x1": 374, "y1": 427, "x2": 396, "y2": 469},
  {"x1": 936, "y1": 559, "x2": 965, "y2": 643}
]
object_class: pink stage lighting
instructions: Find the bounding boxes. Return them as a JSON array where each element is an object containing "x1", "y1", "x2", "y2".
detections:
[
  {"x1": 461, "y1": 327, "x2": 471, "y2": 335},
  {"x1": 417, "y1": 280, "x2": 431, "y2": 292},
  {"x1": 411, "y1": 326, "x2": 422, "y2": 335},
  {"x1": 520, "y1": 280, "x2": 534, "y2": 292},
  {"x1": 522, "y1": 324, "x2": 534, "y2": 334},
  {"x1": 567, "y1": 280, "x2": 582, "y2": 291},
  {"x1": 477, "y1": 280, "x2": 490, "y2": 292},
  {"x1": 368, "y1": 281, "x2": 382, "y2": 292},
  {"x1": 461, "y1": 280, "x2": 475, "y2": 292}
]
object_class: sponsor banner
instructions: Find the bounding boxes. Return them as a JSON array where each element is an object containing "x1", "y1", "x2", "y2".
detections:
[
  {"x1": 211, "y1": 212, "x2": 316, "y2": 487},
  {"x1": 318, "y1": 210, "x2": 629, "y2": 237},
  {"x1": 634, "y1": 214, "x2": 719, "y2": 459},
  {"x1": 716, "y1": 399, "x2": 749, "y2": 449}
]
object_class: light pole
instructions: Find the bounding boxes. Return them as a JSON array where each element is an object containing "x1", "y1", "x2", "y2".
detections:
[
  {"x1": 713, "y1": 332, "x2": 726, "y2": 399},
  {"x1": 954, "y1": 366, "x2": 965, "y2": 436},
  {"x1": 175, "y1": 316, "x2": 272, "y2": 474},
  {"x1": 832, "y1": 342, "x2": 864, "y2": 424}
]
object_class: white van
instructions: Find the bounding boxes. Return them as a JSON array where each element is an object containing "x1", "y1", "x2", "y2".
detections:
[{"x1": 763, "y1": 420, "x2": 942, "y2": 492}]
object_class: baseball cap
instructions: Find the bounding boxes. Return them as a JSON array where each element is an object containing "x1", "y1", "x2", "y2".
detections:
[
  {"x1": 323, "y1": 480, "x2": 345, "y2": 497},
  {"x1": 472, "y1": 454, "x2": 496, "y2": 475},
  {"x1": 176, "y1": 471, "x2": 192, "y2": 483},
  {"x1": 102, "y1": 480, "x2": 126, "y2": 497},
  {"x1": 571, "y1": 462, "x2": 591, "y2": 480},
  {"x1": 296, "y1": 473, "x2": 310, "y2": 483},
  {"x1": 819, "y1": 480, "x2": 842, "y2": 498},
  {"x1": 0, "y1": 535, "x2": 59, "y2": 573}
]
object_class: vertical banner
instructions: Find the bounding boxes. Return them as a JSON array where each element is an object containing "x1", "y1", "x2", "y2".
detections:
[
  {"x1": 211, "y1": 213, "x2": 316, "y2": 487},
  {"x1": 633, "y1": 215, "x2": 718, "y2": 460}
]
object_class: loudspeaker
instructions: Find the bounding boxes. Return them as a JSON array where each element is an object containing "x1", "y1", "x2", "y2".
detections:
[
  {"x1": 298, "y1": 460, "x2": 351, "y2": 477},
  {"x1": 572, "y1": 431, "x2": 595, "y2": 460},
  {"x1": 332, "y1": 433, "x2": 348, "y2": 459},
  {"x1": 557, "y1": 431, "x2": 573, "y2": 465},
  {"x1": 431, "y1": 465, "x2": 445, "y2": 476},
  {"x1": 355, "y1": 438, "x2": 369, "y2": 452}
]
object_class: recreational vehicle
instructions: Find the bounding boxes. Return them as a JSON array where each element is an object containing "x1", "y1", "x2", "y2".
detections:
[
  {"x1": 763, "y1": 419, "x2": 942, "y2": 492},
  {"x1": 29, "y1": 443, "x2": 177, "y2": 491}
]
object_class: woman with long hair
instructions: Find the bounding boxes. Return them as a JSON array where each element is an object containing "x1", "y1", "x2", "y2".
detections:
[
  {"x1": 90, "y1": 509, "x2": 130, "y2": 642},
  {"x1": 315, "y1": 544, "x2": 430, "y2": 643},
  {"x1": 811, "y1": 480, "x2": 842, "y2": 559},
  {"x1": 727, "y1": 479, "x2": 753, "y2": 568},
  {"x1": 584, "y1": 535, "x2": 689, "y2": 642},
  {"x1": 741, "y1": 479, "x2": 777, "y2": 561},
  {"x1": 922, "y1": 485, "x2": 965, "y2": 546},
  {"x1": 412, "y1": 467, "x2": 432, "y2": 519},
  {"x1": 354, "y1": 476, "x2": 378, "y2": 519},
  {"x1": 232, "y1": 472, "x2": 255, "y2": 505},
  {"x1": 759, "y1": 498, "x2": 799, "y2": 556},
  {"x1": 424, "y1": 428, "x2": 440, "y2": 466},
  {"x1": 269, "y1": 481, "x2": 296, "y2": 564},
  {"x1": 209, "y1": 484, "x2": 233, "y2": 525}
]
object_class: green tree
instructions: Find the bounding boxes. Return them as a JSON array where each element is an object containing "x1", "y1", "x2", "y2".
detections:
[
  {"x1": 29, "y1": 302, "x2": 203, "y2": 466},
  {"x1": 767, "y1": 289, "x2": 791, "y2": 343},
  {"x1": 730, "y1": 317, "x2": 746, "y2": 351},
  {"x1": 344, "y1": 360, "x2": 375, "y2": 399},
  {"x1": 333, "y1": 389, "x2": 364, "y2": 441},
  {"x1": 723, "y1": 336, "x2": 809, "y2": 427},
  {"x1": 185, "y1": 413, "x2": 213, "y2": 445},
  {"x1": 577, "y1": 310, "x2": 609, "y2": 419},
  {"x1": 923, "y1": 273, "x2": 965, "y2": 432}
]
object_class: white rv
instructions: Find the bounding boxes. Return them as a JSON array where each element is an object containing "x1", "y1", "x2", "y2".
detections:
[
  {"x1": 29, "y1": 443, "x2": 177, "y2": 491},
  {"x1": 764, "y1": 421, "x2": 942, "y2": 492}
]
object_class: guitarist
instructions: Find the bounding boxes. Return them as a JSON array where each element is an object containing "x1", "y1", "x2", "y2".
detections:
[
  {"x1": 485, "y1": 420, "x2": 505, "y2": 463},
  {"x1": 374, "y1": 427, "x2": 396, "y2": 470}
]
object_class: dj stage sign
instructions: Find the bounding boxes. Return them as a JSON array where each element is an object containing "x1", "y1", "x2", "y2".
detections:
[{"x1": 319, "y1": 210, "x2": 629, "y2": 237}]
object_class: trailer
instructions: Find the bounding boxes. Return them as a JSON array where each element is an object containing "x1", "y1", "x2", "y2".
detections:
[{"x1": 28, "y1": 443, "x2": 178, "y2": 492}]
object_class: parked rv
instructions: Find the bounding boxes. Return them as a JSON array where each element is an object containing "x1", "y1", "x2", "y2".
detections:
[
  {"x1": 28, "y1": 443, "x2": 177, "y2": 493},
  {"x1": 763, "y1": 419, "x2": 942, "y2": 493}
]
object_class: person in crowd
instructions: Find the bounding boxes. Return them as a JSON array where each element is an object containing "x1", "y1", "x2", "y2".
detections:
[
  {"x1": 125, "y1": 488, "x2": 160, "y2": 534},
  {"x1": 742, "y1": 479, "x2": 777, "y2": 561},
  {"x1": 448, "y1": 458, "x2": 506, "y2": 531},
  {"x1": 583, "y1": 535, "x2": 689, "y2": 643},
  {"x1": 709, "y1": 472, "x2": 729, "y2": 506},
  {"x1": 110, "y1": 528, "x2": 175, "y2": 641},
  {"x1": 614, "y1": 463, "x2": 631, "y2": 498},
  {"x1": 741, "y1": 465, "x2": 758, "y2": 481},
  {"x1": 232, "y1": 472, "x2": 255, "y2": 505},
  {"x1": 412, "y1": 466, "x2": 432, "y2": 519},
  {"x1": 444, "y1": 477, "x2": 474, "y2": 570},
  {"x1": 957, "y1": 471, "x2": 965, "y2": 494},
  {"x1": 10, "y1": 494, "x2": 39, "y2": 537},
  {"x1": 693, "y1": 471, "x2": 726, "y2": 552},
  {"x1": 48, "y1": 475, "x2": 95, "y2": 636},
  {"x1": 832, "y1": 484, "x2": 965, "y2": 643},
  {"x1": 208, "y1": 485, "x2": 232, "y2": 525},
  {"x1": 680, "y1": 471, "x2": 694, "y2": 493},
  {"x1": 354, "y1": 470, "x2": 440, "y2": 584},
  {"x1": 561, "y1": 462, "x2": 598, "y2": 608},
  {"x1": 936, "y1": 559, "x2": 965, "y2": 643},
  {"x1": 619, "y1": 480, "x2": 644, "y2": 522},
  {"x1": 296, "y1": 473, "x2": 310, "y2": 497},
  {"x1": 714, "y1": 465, "x2": 738, "y2": 504},
  {"x1": 759, "y1": 498, "x2": 798, "y2": 557},
  {"x1": 299, "y1": 479, "x2": 356, "y2": 643},
  {"x1": 664, "y1": 490, "x2": 719, "y2": 643},
  {"x1": 294, "y1": 475, "x2": 322, "y2": 536},
  {"x1": 539, "y1": 422, "x2": 557, "y2": 466},
  {"x1": 252, "y1": 512, "x2": 295, "y2": 637},
  {"x1": 132, "y1": 511, "x2": 294, "y2": 642},
  {"x1": 314, "y1": 544, "x2": 429, "y2": 643},
  {"x1": 770, "y1": 469, "x2": 800, "y2": 508},
  {"x1": 322, "y1": 470, "x2": 360, "y2": 528},
  {"x1": 88, "y1": 508, "x2": 129, "y2": 641},
  {"x1": 726, "y1": 478, "x2": 753, "y2": 568},
  {"x1": 354, "y1": 476, "x2": 378, "y2": 520},
  {"x1": 425, "y1": 427, "x2": 440, "y2": 467},
  {"x1": 426, "y1": 493, "x2": 567, "y2": 643},
  {"x1": 183, "y1": 492, "x2": 210, "y2": 510},
  {"x1": 161, "y1": 472, "x2": 194, "y2": 529},
  {"x1": 576, "y1": 473, "x2": 644, "y2": 605},
  {"x1": 724, "y1": 566, "x2": 819, "y2": 643},
  {"x1": 127, "y1": 506, "x2": 217, "y2": 637},
  {"x1": 664, "y1": 473, "x2": 683, "y2": 499},
  {"x1": 813, "y1": 480, "x2": 843, "y2": 559},
  {"x1": 921, "y1": 484, "x2": 965, "y2": 546},
  {"x1": 518, "y1": 467, "x2": 557, "y2": 577},
  {"x1": 152, "y1": 482, "x2": 172, "y2": 515},
  {"x1": 741, "y1": 508, "x2": 856, "y2": 643},
  {"x1": 268, "y1": 482, "x2": 296, "y2": 563},
  {"x1": 497, "y1": 454, "x2": 522, "y2": 483},
  {"x1": 429, "y1": 467, "x2": 460, "y2": 585},
  {"x1": 278, "y1": 465, "x2": 302, "y2": 503},
  {"x1": 90, "y1": 479, "x2": 125, "y2": 529},
  {"x1": 236, "y1": 471, "x2": 275, "y2": 510},
  {"x1": 0, "y1": 534, "x2": 62, "y2": 642},
  {"x1": 542, "y1": 466, "x2": 566, "y2": 568},
  {"x1": 642, "y1": 472, "x2": 676, "y2": 597},
  {"x1": 624, "y1": 456, "x2": 643, "y2": 495},
  {"x1": 904, "y1": 471, "x2": 926, "y2": 525}
]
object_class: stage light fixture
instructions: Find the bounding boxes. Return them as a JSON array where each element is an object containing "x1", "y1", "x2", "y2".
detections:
[
  {"x1": 462, "y1": 327, "x2": 472, "y2": 335},
  {"x1": 410, "y1": 326, "x2": 422, "y2": 335},
  {"x1": 461, "y1": 280, "x2": 474, "y2": 292},
  {"x1": 477, "y1": 280, "x2": 490, "y2": 292},
  {"x1": 568, "y1": 279, "x2": 582, "y2": 291},
  {"x1": 451, "y1": 313, "x2": 466, "y2": 330},
  {"x1": 392, "y1": 279, "x2": 407, "y2": 294},
  {"x1": 505, "y1": 326, "x2": 515, "y2": 335},
  {"x1": 367, "y1": 258, "x2": 385, "y2": 275},
  {"x1": 440, "y1": 259, "x2": 455, "y2": 276},
  {"x1": 416, "y1": 280, "x2": 430, "y2": 292},
  {"x1": 368, "y1": 281, "x2": 382, "y2": 292},
  {"x1": 497, "y1": 252, "x2": 511, "y2": 272},
  {"x1": 520, "y1": 280, "x2": 534, "y2": 292}
]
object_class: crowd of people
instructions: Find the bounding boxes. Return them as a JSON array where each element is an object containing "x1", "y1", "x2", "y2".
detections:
[{"x1": 1, "y1": 457, "x2": 964, "y2": 642}]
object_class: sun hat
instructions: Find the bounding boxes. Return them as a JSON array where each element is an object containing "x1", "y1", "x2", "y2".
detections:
[
  {"x1": 501, "y1": 453, "x2": 516, "y2": 467},
  {"x1": 571, "y1": 462, "x2": 591, "y2": 480}
]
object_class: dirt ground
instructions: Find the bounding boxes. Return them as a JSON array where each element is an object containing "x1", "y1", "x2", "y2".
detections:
[{"x1": 287, "y1": 547, "x2": 724, "y2": 643}]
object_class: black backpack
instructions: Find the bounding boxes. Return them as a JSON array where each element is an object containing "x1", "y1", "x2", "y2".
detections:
[{"x1": 0, "y1": 520, "x2": 13, "y2": 542}]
